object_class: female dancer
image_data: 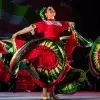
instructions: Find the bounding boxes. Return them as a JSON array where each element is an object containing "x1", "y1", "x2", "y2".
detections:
[{"x1": 12, "y1": 7, "x2": 75, "y2": 100}]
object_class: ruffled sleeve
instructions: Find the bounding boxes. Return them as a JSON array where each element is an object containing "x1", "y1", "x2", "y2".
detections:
[
  {"x1": 34, "y1": 21, "x2": 45, "y2": 34},
  {"x1": 61, "y1": 21, "x2": 69, "y2": 32}
]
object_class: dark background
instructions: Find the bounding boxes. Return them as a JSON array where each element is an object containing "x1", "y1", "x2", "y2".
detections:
[
  {"x1": 0, "y1": 0, "x2": 100, "y2": 91},
  {"x1": 0, "y1": 0, "x2": 99, "y2": 40}
]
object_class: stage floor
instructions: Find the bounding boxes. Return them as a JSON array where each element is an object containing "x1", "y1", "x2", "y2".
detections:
[{"x1": 0, "y1": 92, "x2": 100, "y2": 100}]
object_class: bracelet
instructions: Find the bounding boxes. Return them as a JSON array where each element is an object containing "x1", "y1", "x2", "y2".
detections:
[{"x1": 31, "y1": 24, "x2": 36, "y2": 29}]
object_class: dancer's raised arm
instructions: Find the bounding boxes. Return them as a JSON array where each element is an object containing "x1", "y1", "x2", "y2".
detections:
[{"x1": 12, "y1": 24, "x2": 36, "y2": 38}]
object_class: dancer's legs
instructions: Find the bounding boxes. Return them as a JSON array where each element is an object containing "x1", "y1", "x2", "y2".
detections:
[
  {"x1": 42, "y1": 88, "x2": 48, "y2": 100},
  {"x1": 50, "y1": 86, "x2": 59, "y2": 99}
]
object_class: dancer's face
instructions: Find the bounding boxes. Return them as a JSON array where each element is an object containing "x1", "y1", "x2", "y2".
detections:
[{"x1": 45, "y1": 7, "x2": 56, "y2": 19}]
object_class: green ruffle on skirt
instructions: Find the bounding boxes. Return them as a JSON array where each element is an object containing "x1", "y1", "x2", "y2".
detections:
[
  {"x1": 10, "y1": 38, "x2": 66, "y2": 85},
  {"x1": 56, "y1": 68, "x2": 86, "y2": 94},
  {"x1": 89, "y1": 36, "x2": 100, "y2": 77}
]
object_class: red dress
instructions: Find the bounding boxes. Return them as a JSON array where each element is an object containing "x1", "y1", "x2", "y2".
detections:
[
  {"x1": 35, "y1": 20, "x2": 78, "y2": 59},
  {"x1": 23, "y1": 20, "x2": 71, "y2": 71},
  {"x1": 15, "y1": 20, "x2": 69, "y2": 49},
  {"x1": 35, "y1": 20, "x2": 69, "y2": 41},
  {"x1": 0, "y1": 42, "x2": 10, "y2": 83},
  {"x1": 13, "y1": 20, "x2": 74, "y2": 89}
]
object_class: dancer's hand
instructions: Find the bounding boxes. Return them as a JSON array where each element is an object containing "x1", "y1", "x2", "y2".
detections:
[
  {"x1": 12, "y1": 33, "x2": 18, "y2": 39},
  {"x1": 68, "y1": 22, "x2": 75, "y2": 27},
  {"x1": 68, "y1": 22, "x2": 76, "y2": 32}
]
